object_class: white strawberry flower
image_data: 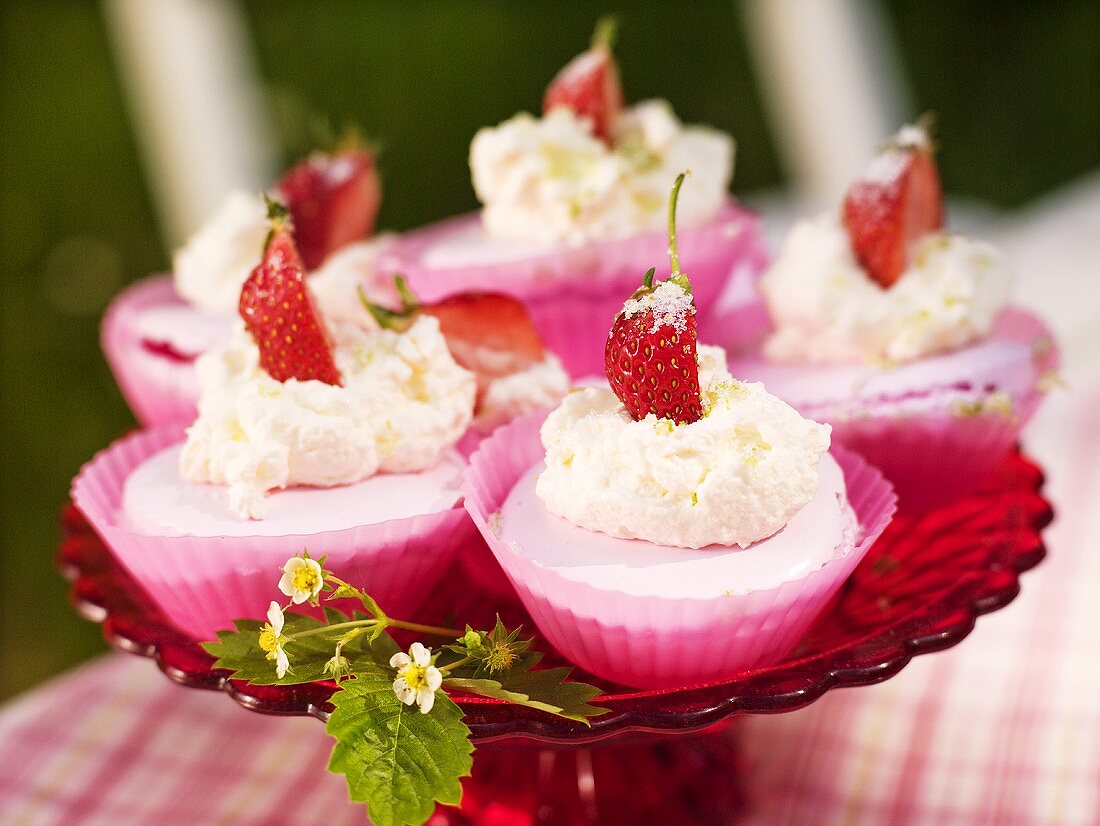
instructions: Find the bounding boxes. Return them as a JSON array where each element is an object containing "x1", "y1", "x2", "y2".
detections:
[
  {"x1": 258, "y1": 601, "x2": 290, "y2": 678},
  {"x1": 278, "y1": 554, "x2": 324, "y2": 605},
  {"x1": 390, "y1": 642, "x2": 444, "y2": 714}
]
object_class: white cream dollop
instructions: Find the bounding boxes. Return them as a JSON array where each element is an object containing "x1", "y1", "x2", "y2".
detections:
[
  {"x1": 470, "y1": 101, "x2": 733, "y2": 246},
  {"x1": 173, "y1": 190, "x2": 269, "y2": 314},
  {"x1": 535, "y1": 345, "x2": 831, "y2": 549},
  {"x1": 760, "y1": 215, "x2": 1012, "y2": 365},
  {"x1": 475, "y1": 354, "x2": 570, "y2": 432},
  {"x1": 181, "y1": 315, "x2": 476, "y2": 519}
]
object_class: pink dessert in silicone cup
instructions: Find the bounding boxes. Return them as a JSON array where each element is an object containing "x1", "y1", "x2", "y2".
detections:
[
  {"x1": 464, "y1": 413, "x2": 894, "y2": 690},
  {"x1": 377, "y1": 21, "x2": 770, "y2": 379},
  {"x1": 463, "y1": 175, "x2": 896, "y2": 690},
  {"x1": 72, "y1": 427, "x2": 475, "y2": 643},
  {"x1": 101, "y1": 143, "x2": 390, "y2": 427},
  {"x1": 77, "y1": 211, "x2": 490, "y2": 643},
  {"x1": 720, "y1": 121, "x2": 1059, "y2": 513}
]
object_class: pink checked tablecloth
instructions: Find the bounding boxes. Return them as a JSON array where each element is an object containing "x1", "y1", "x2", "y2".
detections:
[{"x1": 1, "y1": 181, "x2": 1098, "y2": 825}]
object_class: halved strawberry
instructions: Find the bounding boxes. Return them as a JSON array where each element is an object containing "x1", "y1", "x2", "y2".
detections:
[
  {"x1": 605, "y1": 173, "x2": 702, "y2": 424},
  {"x1": 842, "y1": 121, "x2": 944, "y2": 288},
  {"x1": 543, "y1": 16, "x2": 624, "y2": 143},
  {"x1": 360, "y1": 278, "x2": 545, "y2": 381},
  {"x1": 239, "y1": 204, "x2": 342, "y2": 385},
  {"x1": 277, "y1": 145, "x2": 382, "y2": 271}
]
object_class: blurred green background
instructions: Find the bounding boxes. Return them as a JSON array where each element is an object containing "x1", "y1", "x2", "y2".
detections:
[{"x1": 0, "y1": 1, "x2": 1096, "y2": 700}]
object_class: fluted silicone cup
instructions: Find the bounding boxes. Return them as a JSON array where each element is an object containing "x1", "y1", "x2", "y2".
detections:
[
  {"x1": 378, "y1": 202, "x2": 771, "y2": 378},
  {"x1": 101, "y1": 275, "x2": 204, "y2": 426},
  {"x1": 729, "y1": 308, "x2": 1059, "y2": 513},
  {"x1": 72, "y1": 427, "x2": 477, "y2": 642},
  {"x1": 461, "y1": 412, "x2": 897, "y2": 690}
]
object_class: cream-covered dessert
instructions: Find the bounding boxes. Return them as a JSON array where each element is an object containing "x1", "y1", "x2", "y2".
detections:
[
  {"x1": 459, "y1": 175, "x2": 889, "y2": 690},
  {"x1": 760, "y1": 121, "x2": 1012, "y2": 366},
  {"x1": 103, "y1": 144, "x2": 389, "y2": 428},
  {"x1": 735, "y1": 121, "x2": 1056, "y2": 512},
  {"x1": 376, "y1": 25, "x2": 766, "y2": 380},
  {"x1": 471, "y1": 102, "x2": 733, "y2": 247},
  {"x1": 538, "y1": 375, "x2": 830, "y2": 550},
  {"x1": 183, "y1": 314, "x2": 475, "y2": 519},
  {"x1": 760, "y1": 216, "x2": 1011, "y2": 365}
]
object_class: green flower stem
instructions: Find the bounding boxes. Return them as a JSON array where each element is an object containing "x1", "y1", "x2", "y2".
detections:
[
  {"x1": 287, "y1": 618, "x2": 462, "y2": 643},
  {"x1": 389, "y1": 619, "x2": 464, "y2": 638},
  {"x1": 440, "y1": 656, "x2": 474, "y2": 674},
  {"x1": 287, "y1": 619, "x2": 377, "y2": 641}
]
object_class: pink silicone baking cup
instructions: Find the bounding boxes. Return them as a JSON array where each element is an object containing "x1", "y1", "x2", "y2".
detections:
[
  {"x1": 378, "y1": 202, "x2": 771, "y2": 378},
  {"x1": 735, "y1": 308, "x2": 1059, "y2": 513},
  {"x1": 461, "y1": 412, "x2": 897, "y2": 690},
  {"x1": 72, "y1": 427, "x2": 477, "y2": 643},
  {"x1": 101, "y1": 275, "x2": 202, "y2": 426}
]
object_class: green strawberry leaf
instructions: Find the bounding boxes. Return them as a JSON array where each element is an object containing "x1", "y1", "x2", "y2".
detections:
[
  {"x1": 202, "y1": 608, "x2": 396, "y2": 685},
  {"x1": 446, "y1": 651, "x2": 606, "y2": 724},
  {"x1": 327, "y1": 664, "x2": 473, "y2": 826}
]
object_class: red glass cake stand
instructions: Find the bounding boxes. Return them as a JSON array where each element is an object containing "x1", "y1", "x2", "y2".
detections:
[{"x1": 59, "y1": 450, "x2": 1051, "y2": 825}]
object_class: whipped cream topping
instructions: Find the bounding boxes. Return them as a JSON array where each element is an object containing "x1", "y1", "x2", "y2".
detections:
[
  {"x1": 173, "y1": 190, "x2": 269, "y2": 314},
  {"x1": 536, "y1": 346, "x2": 831, "y2": 548},
  {"x1": 181, "y1": 315, "x2": 476, "y2": 519},
  {"x1": 474, "y1": 354, "x2": 570, "y2": 433},
  {"x1": 470, "y1": 101, "x2": 733, "y2": 245},
  {"x1": 760, "y1": 215, "x2": 1012, "y2": 365}
]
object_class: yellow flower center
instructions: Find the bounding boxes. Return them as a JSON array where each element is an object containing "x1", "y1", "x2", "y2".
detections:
[
  {"x1": 401, "y1": 665, "x2": 428, "y2": 690},
  {"x1": 258, "y1": 623, "x2": 280, "y2": 658},
  {"x1": 292, "y1": 566, "x2": 319, "y2": 594}
]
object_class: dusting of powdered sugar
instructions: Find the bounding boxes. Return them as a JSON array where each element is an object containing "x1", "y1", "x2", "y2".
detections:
[
  {"x1": 621, "y1": 280, "x2": 694, "y2": 333},
  {"x1": 858, "y1": 123, "x2": 931, "y2": 186}
]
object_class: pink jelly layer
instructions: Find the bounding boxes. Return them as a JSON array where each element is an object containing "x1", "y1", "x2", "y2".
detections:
[
  {"x1": 72, "y1": 427, "x2": 478, "y2": 642},
  {"x1": 102, "y1": 275, "x2": 209, "y2": 426},
  {"x1": 378, "y1": 202, "x2": 771, "y2": 378},
  {"x1": 729, "y1": 307, "x2": 1059, "y2": 512},
  {"x1": 462, "y1": 412, "x2": 896, "y2": 690}
]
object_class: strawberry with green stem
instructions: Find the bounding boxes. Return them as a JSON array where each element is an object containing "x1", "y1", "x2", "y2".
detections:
[
  {"x1": 239, "y1": 198, "x2": 342, "y2": 386},
  {"x1": 543, "y1": 16, "x2": 624, "y2": 144},
  {"x1": 842, "y1": 117, "x2": 945, "y2": 288},
  {"x1": 604, "y1": 172, "x2": 702, "y2": 425},
  {"x1": 277, "y1": 133, "x2": 382, "y2": 271}
]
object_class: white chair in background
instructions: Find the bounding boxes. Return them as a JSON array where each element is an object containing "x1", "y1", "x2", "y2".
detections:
[{"x1": 102, "y1": 0, "x2": 276, "y2": 247}]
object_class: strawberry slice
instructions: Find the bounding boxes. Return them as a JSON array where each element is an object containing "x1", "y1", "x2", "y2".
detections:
[
  {"x1": 605, "y1": 173, "x2": 702, "y2": 424},
  {"x1": 424, "y1": 293, "x2": 545, "y2": 379},
  {"x1": 277, "y1": 145, "x2": 382, "y2": 271},
  {"x1": 360, "y1": 278, "x2": 545, "y2": 381},
  {"x1": 543, "y1": 17, "x2": 624, "y2": 143},
  {"x1": 842, "y1": 121, "x2": 945, "y2": 288},
  {"x1": 239, "y1": 203, "x2": 342, "y2": 385}
]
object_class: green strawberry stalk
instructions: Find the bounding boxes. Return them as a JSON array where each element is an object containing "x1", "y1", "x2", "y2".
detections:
[{"x1": 605, "y1": 172, "x2": 703, "y2": 425}]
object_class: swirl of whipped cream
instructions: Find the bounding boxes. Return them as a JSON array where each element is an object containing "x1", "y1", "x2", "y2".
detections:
[
  {"x1": 181, "y1": 315, "x2": 476, "y2": 519},
  {"x1": 536, "y1": 345, "x2": 831, "y2": 548},
  {"x1": 470, "y1": 101, "x2": 733, "y2": 246},
  {"x1": 759, "y1": 215, "x2": 1012, "y2": 365},
  {"x1": 173, "y1": 190, "x2": 269, "y2": 315}
]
